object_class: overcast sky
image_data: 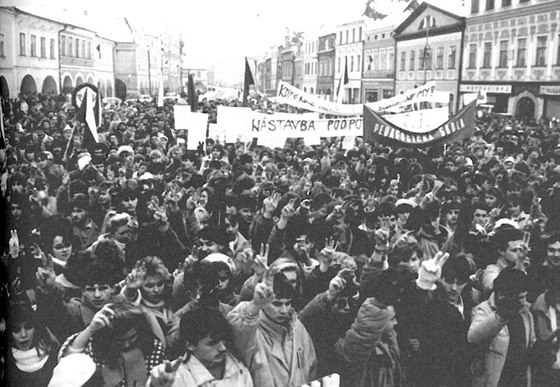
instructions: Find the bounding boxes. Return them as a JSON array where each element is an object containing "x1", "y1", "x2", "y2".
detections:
[{"x1": 6, "y1": 0, "x2": 464, "y2": 85}]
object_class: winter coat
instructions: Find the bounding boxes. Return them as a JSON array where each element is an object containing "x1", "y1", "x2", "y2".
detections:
[
  {"x1": 530, "y1": 292, "x2": 560, "y2": 386},
  {"x1": 467, "y1": 293, "x2": 536, "y2": 387},
  {"x1": 227, "y1": 301, "x2": 317, "y2": 387},
  {"x1": 335, "y1": 297, "x2": 394, "y2": 387},
  {"x1": 299, "y1": 291, "x2": 356, "y2": 377}
]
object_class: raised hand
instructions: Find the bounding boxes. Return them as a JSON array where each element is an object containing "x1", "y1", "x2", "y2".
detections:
[
  {"x1": 125, "y1": 262, "x2": 147, "y2": 291},
  {"x1": 327, "y1": 268, "x2": 352, "y2": 300},
  {"x1": 263, "y1": 192, "x2": 281, "y2": 214},
  {"x1": 252, "y1": 244, "x2": 270, "y2": 280},
  {"x1": 9, "y1": 230, "x2": 20, "y2": 258},
  {"x1": 89, "y1": 304, "x2": 115, "y2": 333},
  {"x1": 318, "y1": 237, "x2": 337, "y2": 270},
  {"x1": 416, "y1": 251, "x2": 450, "y2": 290},
  {"x1": 281, "y1": 198, "x2": 297, "y2": 219},
  {"x1": 253, "y1": 282, "x2": 275, "y2": 308},
  {"x1": 149, "y1": 357, "x2": 184, "y2": 387},
  {"x1": 35, "y1": 249, "x2": 56, "y2": 289}
]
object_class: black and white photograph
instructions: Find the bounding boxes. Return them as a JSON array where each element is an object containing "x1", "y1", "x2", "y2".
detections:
[{"x1": 0, "y1": 0, "x2": 559, "y2": 386}]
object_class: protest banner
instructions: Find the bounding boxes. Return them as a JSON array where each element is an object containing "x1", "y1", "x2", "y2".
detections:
[
  {"x1": 275, "y1": 81, "x2": 437, "y2": 116},
  {"x1": 174, "y1": 105, "x2": 209, "y2": 150},
  {"x1": 208, "y1": 123, "x2": 226, "y2": 144},
  {"x1": 363, "y1": 101, "x2": 476, "y2": 147},
  {"x1": 383, "y1": 108, "x2": 449, "y2": 133}
]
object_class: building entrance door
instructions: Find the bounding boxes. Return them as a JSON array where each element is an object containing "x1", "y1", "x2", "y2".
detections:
[{"x1": 516, "y1": 97, "x2": 534, "y2": 118}]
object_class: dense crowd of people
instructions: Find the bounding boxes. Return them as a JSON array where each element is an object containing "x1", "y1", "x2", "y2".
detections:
[{"x1": 1, "y1": 90, "x2": 560, "y2": 387}]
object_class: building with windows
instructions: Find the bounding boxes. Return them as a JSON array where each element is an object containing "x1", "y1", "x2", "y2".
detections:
[
  {"x1": 277, "y1": 33, "x2": 303, "y2": 89},
  {"x1": 59, "y1": 23, "x2": 97, "y2": 96},
  {"x1": 0, "y1": 7, "x2": 61, "y2": 98},
  {"x1": 316, "y1": 32, "x2": 336, "y2": 100},
  {"x1": 335, "y1": 19, "x2": 366, "y2": 104},
  {"x1": 394, "y1": 2, "x2": 466, "y2": 113},
  {"x1": 362, "y1": 19, "x2": 396, "y2": 103},
  {"x1": 461, "y1": 0, "x2": 560, "y2": 119},
  {"x1": 302, "y1": 33, "x2": 319, "y2": 95}
]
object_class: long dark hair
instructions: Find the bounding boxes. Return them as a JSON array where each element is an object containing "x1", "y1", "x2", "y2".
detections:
[
  {"x1": 8, "y1": 302, "x2": 58, "y2": 356},
  {"x1": 90, "y1": 298, "x2": 155, "y2": 369}
]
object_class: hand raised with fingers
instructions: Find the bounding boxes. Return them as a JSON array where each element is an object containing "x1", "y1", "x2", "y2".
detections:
[
  {"x1": 416, "y1": 251, "x2": 450, "y2": 290},
  {"x1": 36, "y1": 251, "x2": 56, "y2": 289},
  {"x1": 9, "y1": 230, "x2": 20, "y2": 258},
  {"x1": 281, "y1": 198, "x2": 297, "y2": 219},
  {"x1": 327, "y1": 270, "x2": 349, "y2": 300},
  {"x1": 319, "y1": 237, "x2": 337, "y2": 266},
  {"x1": 253, "y1": 282, "x2": 275, "y2": 308},
  {"x1": 374, "y1": 227, "x2": 390, "y2": 250},
  {"x1": 126, "y1": 262, "x2": 147, "y2": 291},
  {"x1": 149, "y1": 357, "x2": 184, "y2": 387},
  {"x1": 252, "y1": 244, "x2": 270, "y2": 279},
  {"x1": 89, "y1": 304, "x2": 114, "y2": 333}
]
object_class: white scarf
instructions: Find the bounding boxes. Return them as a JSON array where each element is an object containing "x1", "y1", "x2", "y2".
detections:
[{"x1": 11, "y1": 347, "x2": 48, "y2": 372}]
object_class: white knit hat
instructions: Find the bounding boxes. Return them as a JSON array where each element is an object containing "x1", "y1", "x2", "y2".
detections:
[{"x1": 48, "y1": 354, "x2": 96, "y2": 387}]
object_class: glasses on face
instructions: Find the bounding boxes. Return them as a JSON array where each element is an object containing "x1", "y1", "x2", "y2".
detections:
[{"x1": 53, "y1": 241, "x2": 71, "y2": 250}]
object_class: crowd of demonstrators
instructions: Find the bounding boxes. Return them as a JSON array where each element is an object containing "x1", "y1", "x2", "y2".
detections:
[{"x1": 1, "y1": 89, "x2": 560, "y2": 387}]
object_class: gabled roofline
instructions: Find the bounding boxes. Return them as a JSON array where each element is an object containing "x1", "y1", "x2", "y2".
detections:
[{"x1": 394, "y1": 2, "x2": 464, "y2": 36}]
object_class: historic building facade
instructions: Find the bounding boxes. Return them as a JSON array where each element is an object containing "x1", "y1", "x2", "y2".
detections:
[
  {"x1": 316, "y1": 32, "x2": 336, "y2": 100},
  {"x1": 362, "y1": 20, "x2": 395, "y2": 102},
  {"x1": 461, "y1": 0, "x2": 560, "y2": 119},
  {"x1": 335, "y1": 19, "x2": 366, "y2": 104}
]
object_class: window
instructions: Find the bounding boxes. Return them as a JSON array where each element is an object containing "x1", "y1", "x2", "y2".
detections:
[
  {"x1": 61, "y1": 35, "x2": 66, "y2": 56},
  {"x1": 373, "y1": 51, "x2": 378, "y2": 71},
  {"x1": 535, "y1": 36, "x2": 547, "y2": 66},
  {"x1": 448, "y1": 46, "x2": 456, "y2": 68},
  {"x1": 75, "y1": 38, "x2": 80, "y2": 57},
  {"x1": 499, "y1": 40, "x2": 508, "y2": 67},
  {"x1": 409, "y1": 50, "x2": 415, "y2": 70},
  {"x1": 30, "y1": 35, "x2": 36, "y2": 57},
  {"x1": 352, "y1": 28, "x2": 356, "y2": 43},
  {"x1": 350, "y1": 56, "x2": 354, "y2": 72},
  {"x1": 50, "y1": 38, "x2": 55, "y2": 59},
  {"x1": 0, "y1": 33, "x2": 4, "y2": 57},
  {"x1": 516, "y1": 38, "x2": 526, "y2": 66},
  {"x1": 486, "y1": 0, "x2": 494, "y2": 11},
  {"x1": 338, "y1": 56, "x2": 341, "y2": 72},
  {"x1": 502, "y1": 0, "x2": 511, "y2": 7},
  {"x1": 482, "y1": 42, "x2": 492, "y2": 68},
  {"x1": 388, "y1": 48, "x2": 394, "y2": 71},
  {"x1": 557, "y1": 35, "x2": 560, "y2": 65},
  {"x1": 357, "y1": 54, "x2": 361, "y2": 72},
  {"x1": 400, "y1": 51, "x2": 406, "y2": 70},
  {"x1": 380, "y1": 49, "x2": 386, "y2": 71},
  {"x1": 339, "y1": 32, "x2": 343, "y2": 45},
  {"x1": 87, "y1": 41, "x2": 92, "y2": 59},
  {"x1": 359, "y1": 27, "x2": 362, "y2": 41},
  {"x1": 471, "y1": 0, "x2": 479, "y2": 13},
  {"x1": 40, "y1": 37, "x2": 46, "y2": 58},
  {"x1": 419, "y1": 49, "x2": 425, "y2": 70},
  {"x1": 345, "y1": 30, "x2": 349, "y2": 44},
  {"x1": 81, "y1": 40, "x2": 85, "y2": 58},
  {"x1": 468, "y1": 43, "x2": 477, "y2": 68},
  {"x1": 20, "y1": 33, "x2": 27, "y2": 56},
  {"x1": 68, "y1": 37, "x2": 73, "y2": 57},
  {"x1": 436, "y1": 47, "x2": 444, "y2": 69},
  {"x1": 420, "y1": 48, "x2": 431, "y2": 70}
]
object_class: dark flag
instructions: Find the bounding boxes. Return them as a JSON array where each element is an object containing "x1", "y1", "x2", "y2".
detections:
[
  {"x1": 242, "y1": 57, "x2": 255, "y2": 107},
  {"x1": 404, "y1": 0, "x2": 420, "y2": 12},
  {"x1": 336, "y1": 57, "x2": 349, "y2": 104},
  {"x1": 0, "y1": 102, "x2": 5, "y2": 149},
  {"x1": 187, "y1": 74, "x2": 197, "y2": 112}
]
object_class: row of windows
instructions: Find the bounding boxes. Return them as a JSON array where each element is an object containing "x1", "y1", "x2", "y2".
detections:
[
  {"x1": 60, "y1": 35, "x2": 93, "y2": 59},
  {"x1": 19, "y1": 33, "x2": 55, "y2": 59},
  {"x1": 319, "y1": 61, "x2": 333, "y2": 77},
  {"x1": 304, "y1": 62, "x2": 317, "y2": 75},
  {"x1": 467, "y1": 35, "x2": 558, "y2": 69},
  {"x1": 339, "y1": 26, "x2": 363, "y2": 46},
  {"x1": 471, "y1": 0, "x2": 530, "y2": 14},
  {"x1": 366, "y1": 32, "x2": 388, "y2": 42},
  {"x1": 399, "y1": 46, "x2": 457, "y2": 71},
  {"x1": 365, "y1": 48, "x2": 395, "y2": 72},
  {"x1": 337, "y1": 54, "x2": 362, "y2": 73},
  {"x1": 304, "y1": 41, "x2": 317, "y2": 54}
]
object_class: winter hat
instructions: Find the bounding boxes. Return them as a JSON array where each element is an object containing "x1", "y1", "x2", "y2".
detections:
[
  {"x1": 203, "y1": 253, "x2": 236, "y2": 274},
  {"x1": 48, "y1": 353, "x2": 97, "y2": 387},
  {"x1": 76, "y1": 152, "x2": 92, "y2": 171}
]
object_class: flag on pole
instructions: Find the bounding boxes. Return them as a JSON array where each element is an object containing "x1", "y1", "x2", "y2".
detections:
[
  {"x1": 0, "y1": 101, "x2": 6, "y2": 149},
  {"x1": 74, "y1": 86, "x2": 100, "y2": 151},
  {"x1": 242, "y1": 57, "x2": 255, "y2": 107},
  {"x1": 336, "y1": 57, "x2": 349, "y2": 104},
  {"x1": 157, "y1": 70, "x2": 164, "y2": 107},
  {"x1": 95, "y1": 83, "x2": 102, "y2": 126},
  {"x1": 62, "y1": 124, "x2": 76, "y2": 162},
  {"x1": 187, "y1": 74, "x2": 197, "y2": 112}
]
